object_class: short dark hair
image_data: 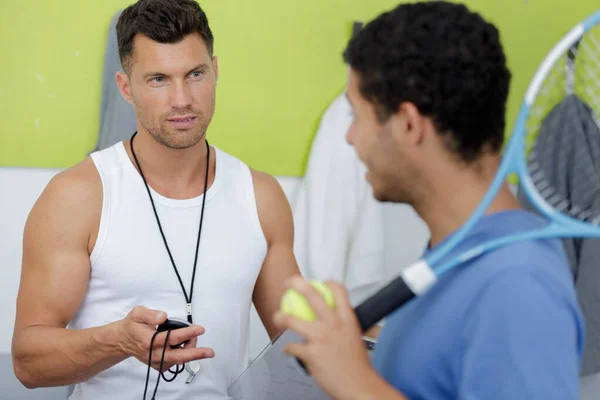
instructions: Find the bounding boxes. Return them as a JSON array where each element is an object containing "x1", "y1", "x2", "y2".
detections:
[
  {"x1": 343, "y1": 1, "x2": 511, "y2": 163},
  {"x1": 116, "y1": 0, "x2": 214, "y2": 73}
]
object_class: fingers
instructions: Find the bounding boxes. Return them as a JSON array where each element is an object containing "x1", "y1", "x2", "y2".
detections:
[
  {"x1": 150, "y1": 346, "x2": 215, "y2": 371},
  {"x1": 283, "y1": 343, "x2": 307, "y2": 362},
  {"x1": 149, "y1": 325, "x2": 205, "y2": 349},
  {"x1": 273, "y1": 311, "x2": 322, "y2": 340},
  {"x1": 130, "y1": 305, "x2": 167, "y2": 325},
  {"x1": 167, "y1": 325, "x2": 205, "y2": 348},
  {"x1": 326, "y1": 281, "x2": 355, "y2": 321},
  {"x1": 183, "y1": 334, "x2": 198, "y2": 349},
  {"x1": 286, "y1": 277, "x2": 334, "y2": 323}
]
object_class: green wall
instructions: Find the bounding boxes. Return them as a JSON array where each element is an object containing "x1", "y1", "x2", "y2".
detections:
[{"x1": 0, "y1": 1, "x2": 598, "y2": 176}]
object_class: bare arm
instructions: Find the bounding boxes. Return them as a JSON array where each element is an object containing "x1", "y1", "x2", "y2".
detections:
[
  {"x1": 11, "y1": 159, "x2": 211, "y2": 388},
  {"x1": 251, "y1": 171, "x2": 302, "y2": 339},
  {"x1": 11, "y1": 160, "x2": 127, "y2": 388}
]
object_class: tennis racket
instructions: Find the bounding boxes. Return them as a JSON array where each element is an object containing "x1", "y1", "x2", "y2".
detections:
[{"x1": 354, "y1": 8, "x2": 600, "y2": 333}]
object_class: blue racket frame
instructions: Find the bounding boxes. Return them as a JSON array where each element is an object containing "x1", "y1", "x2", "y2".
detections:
[
  {"x1": 354, "y1": 9, "x2": 600, "y2": 333},
  {"x1": 431, "y1": 9, "x2": 600, "y2": 277}
]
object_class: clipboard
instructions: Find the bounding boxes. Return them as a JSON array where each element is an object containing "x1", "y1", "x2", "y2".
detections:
[{"x1": 227, "y1": 329, "x2": 375, "y2": 400}]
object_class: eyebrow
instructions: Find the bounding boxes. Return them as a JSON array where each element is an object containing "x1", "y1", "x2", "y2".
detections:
[{"x1": 142, "y1": 63, "x2": 210, "y2": 80}]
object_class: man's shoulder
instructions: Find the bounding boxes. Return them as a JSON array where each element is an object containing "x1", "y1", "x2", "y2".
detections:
[
  {"x1": 482, "y1": 233, "x2": 571, "y2": 280},
  {"x1": 462, "y1": 236, "x2": 575, "y2": 302},
  {"x1": 446, "y1": 228, "x2": 581, "y2": 330},
  {"x1": 249, "y1": 169, "x2": 281, "y2": 193},
  {"x1": 212, "y1": 146, "x2": 289, "y2": 216},
  {"x1": 44, "y1": 157, "x2": 102, "y2": 202},
  {"x1": 249, "y1": 168, "x2": 290, "y2": 218},
  {"x1": 30, "y1": 157, "x2": 103, "y2": 232},
  {"x1": 245, "y1": 167, "x2": 293, "y2": 244},
  {"x1": 460, "y1": 239, "x2": 583, "y2": 334},
  {"x1": 462, "y1": 210, "x2": 574, "y2": 291},
  {"x1": 25, "y1": 157, "x2": 102, "y2": 243}
]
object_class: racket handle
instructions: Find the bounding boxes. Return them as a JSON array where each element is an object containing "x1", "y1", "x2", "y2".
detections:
[{"x1": 354, "y1": 277, "x2": 415, "y2": 332}]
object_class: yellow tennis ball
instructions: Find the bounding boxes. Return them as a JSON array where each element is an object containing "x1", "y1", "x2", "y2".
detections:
[{"x1": 280, "y1": 281, "x2": 335, "y2": 321}]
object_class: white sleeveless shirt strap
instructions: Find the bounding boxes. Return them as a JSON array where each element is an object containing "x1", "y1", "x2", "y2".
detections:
[
  {"x1": 89, "y1": 150, "x2": 112, "y2": 266},
  {"x1": 239, "y1": 164, "x2": 268, "y2": 247}
]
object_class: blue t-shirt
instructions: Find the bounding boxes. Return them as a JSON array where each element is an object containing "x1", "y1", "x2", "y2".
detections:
[{"x1": 372, "y1": 210, "x2": 585, "y2": 399}]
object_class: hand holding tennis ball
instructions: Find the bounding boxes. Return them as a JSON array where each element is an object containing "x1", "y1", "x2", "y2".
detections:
[{"x1": 280, "y1": 280, "x2": 336, "y2": 321}]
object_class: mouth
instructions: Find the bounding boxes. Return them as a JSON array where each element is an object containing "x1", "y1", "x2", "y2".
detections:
[{"x1": 167, "y1": 116, "x2": 197, "y2": 129}]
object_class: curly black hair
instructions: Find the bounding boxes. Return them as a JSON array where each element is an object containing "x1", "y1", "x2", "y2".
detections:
[
  {"x1": 117, "y1": 0, "x2": 214, "y2": 74},
  {"x1": 343, "y1": 1, "x2": 511, "y2": 163}
]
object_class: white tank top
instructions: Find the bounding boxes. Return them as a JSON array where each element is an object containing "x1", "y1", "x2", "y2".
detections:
[{"x1": 68, "y1": 141, "x2": 267, "y2": 400}]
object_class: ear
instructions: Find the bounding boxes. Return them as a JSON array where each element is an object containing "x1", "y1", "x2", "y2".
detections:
[
  {"x1": 212, "y1": 55, "x2": 219, "y2": 83},
  {"x1": 396, "y1": 102, "x2": 425, "y2": 146},
  {"x1": 116, "y1": 71, "x2": 134, "y2": 107}
]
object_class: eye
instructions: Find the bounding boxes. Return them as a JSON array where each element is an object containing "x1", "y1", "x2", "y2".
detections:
[
  {"x1": 150, "y1": 76, "x2": 164, "y2": 84},
  {"x1": 190, "y1": 70, "x2": 204, "y2": 79}
]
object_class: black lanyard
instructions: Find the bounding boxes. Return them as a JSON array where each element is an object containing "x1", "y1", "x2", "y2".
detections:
[{"x1": 130, "y1": 131, "x2": 209, "y2": 324}]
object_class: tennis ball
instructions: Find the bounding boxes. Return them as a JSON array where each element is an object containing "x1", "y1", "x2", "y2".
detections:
[{"x1": 280, "y1": 281, "x2": 335, "y2": 321}]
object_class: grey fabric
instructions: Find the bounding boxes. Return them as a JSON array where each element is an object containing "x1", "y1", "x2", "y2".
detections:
[
  {"x1": 518, "y1": 94, "x2": 600, "y2": 376},
  {"x1": 93, "y1": 10, "x2": 137, "y2": 152},
  {"x1": 575, "y1": 194, "x2": 600, "y2": 377},
  {"x1": 581, "y1": 371, "x2": 600, "y2": 400}
]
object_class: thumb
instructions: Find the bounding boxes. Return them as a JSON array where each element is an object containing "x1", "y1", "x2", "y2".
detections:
[{"x1": 130, "y1": 306, "x2": 167, "y2": 326}]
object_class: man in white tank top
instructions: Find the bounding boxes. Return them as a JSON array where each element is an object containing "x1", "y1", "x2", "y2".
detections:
[{"x1": 11, "y1": 1, "x2": 300, "y2": 398}]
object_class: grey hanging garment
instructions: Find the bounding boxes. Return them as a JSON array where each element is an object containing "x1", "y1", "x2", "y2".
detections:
[
  {"x1": 518, "y1": 94, "x2": 600, "y2": 376},
  {"x1": 93, "y1": 10, "x2": 137, "y2": 151}
]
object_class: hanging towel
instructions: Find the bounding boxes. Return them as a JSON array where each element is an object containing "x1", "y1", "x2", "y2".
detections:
[
  {"x1": 292, "y1": 93, "x2": 387, "y2": 307},
  {"x1": 94, "y1": 10, "x2": 137, "y2": 151},
  {"x1": 518, "y1": 94, "x2": 600, "y2": 376}
]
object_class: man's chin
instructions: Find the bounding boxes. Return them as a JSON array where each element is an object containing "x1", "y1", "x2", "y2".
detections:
[
  {"x1": 371, "y1": 184, "x2": 403, "y2": 204},
  {"x1": 371, "y1": 187, "x2": 389, "y2": 203},
  {"x1": 157, "y1": 129, "x2": 206, "y2": 150}
]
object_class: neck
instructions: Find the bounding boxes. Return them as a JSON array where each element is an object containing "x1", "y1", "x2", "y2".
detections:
[
  {"x1": 126, "y1": 130, "x2": 212, "y2": 199},
  {"x1": 414, "y1": 154, "x2": 522, "y2": 248}
]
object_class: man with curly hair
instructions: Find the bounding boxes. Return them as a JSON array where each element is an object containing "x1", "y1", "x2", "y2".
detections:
[{"x1": 274, "y1": 2, "x2": 584, "y2": 399}]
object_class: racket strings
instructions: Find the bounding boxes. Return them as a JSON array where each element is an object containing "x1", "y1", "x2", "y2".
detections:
[
  {"x1": 526, "y1": 24, "x2": 600, "y2": 135},
  {"x1": 576, "y1": 43, "x2": 600, "y2": 115},
  {"x1": 525, "y1": 23, "x2": 600, "y2": 226},
  {"x1": 525, "y1": 64, "x2": 568, "y2": 152},
  {"x1": 527, "y1": 150, "x2": 600, "y2": 225},
  {"x1": 574, "y1": 26, "x2": 600, "y2": 126}
]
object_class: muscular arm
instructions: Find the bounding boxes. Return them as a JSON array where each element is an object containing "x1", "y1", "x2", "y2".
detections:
[
  {"x1": 11, "y1": 159, "x2": 126, "y2": 388},
  {"x1": 251, "y1": 171, "x2": 302, "y2": 339},
  {"x1": 12, "y1": 158, "x2": 221, "y2": 389}
]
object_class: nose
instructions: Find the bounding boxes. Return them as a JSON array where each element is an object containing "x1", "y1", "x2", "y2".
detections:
[{"x1": 169, "y1": 80, "x2": 193, "y2": 110}]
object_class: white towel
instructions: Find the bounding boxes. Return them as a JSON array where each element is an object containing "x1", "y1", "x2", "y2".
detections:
[{"x1": 292, "y1": 94, "x2": 387, "y2": 307}]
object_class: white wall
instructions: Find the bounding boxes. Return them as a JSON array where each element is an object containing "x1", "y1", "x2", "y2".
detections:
[
  {"x1": 0, "y1": 166, "x2": 428, "y2": 360},
  {"x1": 0, "y1": 167, "x2": 63, "y2": 354}
]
